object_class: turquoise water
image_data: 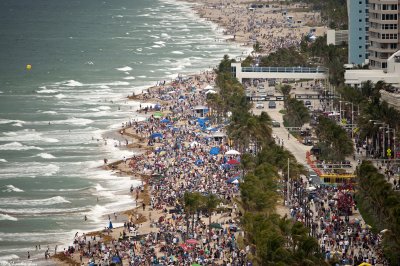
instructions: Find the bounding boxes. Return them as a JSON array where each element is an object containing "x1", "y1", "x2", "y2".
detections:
[{"x1": 0, "y1": 0, "x2": 248, "y2": 263}]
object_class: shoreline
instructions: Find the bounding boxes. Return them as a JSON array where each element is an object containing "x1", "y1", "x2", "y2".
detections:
[
  {"x1": 48, "y1": 1, "x2": 325, "y2": 265},
  {"x1": 52, "y1": 70, "x2": 239, "y2": 265}
]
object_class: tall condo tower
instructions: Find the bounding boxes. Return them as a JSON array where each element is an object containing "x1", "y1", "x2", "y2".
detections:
[
  {"x1": 368, "y1": 0, "x2": 400, "y2": 69},
  {"x1": 347, "y1": 0, "x2": 369, "y2": 65}
]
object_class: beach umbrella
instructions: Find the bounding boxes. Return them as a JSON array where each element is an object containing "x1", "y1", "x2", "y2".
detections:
[
  {"x1": 227, "y1": 159, "x2": 240, "y2": 165},
  {"x1": 225, "y1": 150, "x2": 240, "y2": 155},
  {"x1": 186, "y1": 239, "x2": 198, "y2": 245},
  {"x1": 227, "y1": 176, "x2": 240, "y2": 183},
  {"x1": 150, "y1": 132, "x2": 163, "y2": 139},
  {"x1": 109, "y1": 221, "x2": 113, "y2": 229},
  {"x1": 192, "y1": 264, "x2": 201, "y2": 266},
  {"x1": 306, "y1": 186, "x2": 316, "y2": 191},
  {"x1": 209, "y1": 223, "x2": 223, "y2": 229},
  {"x1": 205, "y1": 89, "x2": 217, "y2": 94},
  {"x1": 195, "y1": 159, "x2": 203, "y2": 166},
  {"x1": 358, "y1": 263, "x2": 372, "y2": 266},
  {"x1": 190, "y1": 141, "x2": 199, "y2": 147},
  {"x1": 231, "y1": 179, "x2": 239, "y2": 184},
  {"x1": 209, "y1": 147, "x2": 220, "y2": 155},
  {"x1": 203, "y1": 84, "x2": 213, "y2": 90},
  {"x1": 160, "y1": 119, "x2": 170, "y2": 123}
]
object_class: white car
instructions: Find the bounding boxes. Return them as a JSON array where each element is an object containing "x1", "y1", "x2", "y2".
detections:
[{"x1": 256, "y1": 103, "x2": 264, "y2": 109}]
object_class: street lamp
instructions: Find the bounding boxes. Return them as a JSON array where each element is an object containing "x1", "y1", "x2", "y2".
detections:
[
  {"x1": 369, "y1": 120, "x2": 386, "y2": 158},
  {"x1": 343, "y1": 102, "x2": 355, "y2": 138},
  {"x1": 386, "y1": 128, "x2": 396, "y2": 159},
  {"x1": 379, "y1": 124, "x2": 389, "y2": 158}
]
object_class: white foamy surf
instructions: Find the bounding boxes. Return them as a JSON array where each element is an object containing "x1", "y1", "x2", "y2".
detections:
[
  {"x1": 36, "y1": 153, "x2": 56, "y2": 159},
  {"x1": 116, "y1": 66, "x2": 132, "y2": 71},
  {"x1": 2, "y1": 185, "x2": 24, "y2": 193},
  {"x1": 0, "y1": 142, "x2": 43, "y2": 151}
]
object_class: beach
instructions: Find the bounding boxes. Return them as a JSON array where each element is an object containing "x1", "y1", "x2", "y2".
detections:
[
  {"x1": 46, "y1": 1, "x2": 330, "y2": 265},
  {"x1": 53, "y1": 71, "x2": 249, "y2": 265},
  {"x1": 0, "y1": 0, "x2": 249, "y2": 264},
  {"x1": 43, "y1": 1, "x2": 388, "y2": 265},
  {"x1": 188, "y1": 0, "x2": 327, "y2": 55}
]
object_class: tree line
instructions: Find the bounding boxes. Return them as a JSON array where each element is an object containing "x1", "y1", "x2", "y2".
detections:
[
  {"x1": 196, "y1": 55, "x2": 328, "y2": 265},
  {"x1": 357, "y1": 161, "x2": 400, "y2": 264}
]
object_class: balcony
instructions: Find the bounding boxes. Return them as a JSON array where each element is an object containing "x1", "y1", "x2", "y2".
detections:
[{"x1": 369, "y1": 36, "x2": 399, "y2": 43}]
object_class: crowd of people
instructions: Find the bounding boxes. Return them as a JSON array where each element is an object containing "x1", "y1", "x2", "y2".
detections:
[
  {"x1": 196, "y1": 1, "x2": 323, "y2": 55},
  {"x1": 284, "y1": 174, "x2": 388, "y2": 265},
  {"x1": 63, "y1": 73, "x2": 254, "y2": 265}
]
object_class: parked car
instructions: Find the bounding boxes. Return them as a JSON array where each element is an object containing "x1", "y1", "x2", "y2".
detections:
[
  {"x1": 304, "y1": 100, "x2": 312, "y2": 106},
  {"x1": 303, "y1": 137, "x2": 313, "y2": 146},
  {"x1": 256, "y1": 103, "x2": 264, "y2": 109},
  {"x1": 272, "y1": 120, "x2": 280, "y2": 127},
  {"x1": 268, "y1": 101, "x2": 276, "y2": 109}
]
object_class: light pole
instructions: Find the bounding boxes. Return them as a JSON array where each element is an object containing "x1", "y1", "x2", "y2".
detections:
[
  {"x1": 386, "y1": 128, "x2": 396, "y2": 159},
  {"x1": 369, "y1": 120, "x2": 386, "y2": 158},
  {"x1": 379, "y1": 124, "x2": 389, "y2": 158},
  {"x1": 287, "y1": 158, "x2": 290, "y2": 205},
  {"x1": 343, "y1": 101, "x2": 354, "y2": 138}
]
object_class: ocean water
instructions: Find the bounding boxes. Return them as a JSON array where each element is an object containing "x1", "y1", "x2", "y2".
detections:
[{"x1": 0, "y1": 0, "x2": 248, "y2": 264}]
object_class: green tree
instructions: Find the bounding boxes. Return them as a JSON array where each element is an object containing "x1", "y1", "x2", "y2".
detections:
[
  {"x1": 315, "y1": 116, "x2": 354, "y2": 161},
  {"x1": 283, "y1": 98, "x2": 310, "y2": 128},
  {"x1": 202, "y1": 194, "x2": 220, "y2": 240}
]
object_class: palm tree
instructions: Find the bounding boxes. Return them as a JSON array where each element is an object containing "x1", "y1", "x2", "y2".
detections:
[
  {"x1": 203, "y1": 194, "x2": 220, "y2": 240},
  {"x1": 183, "y1": 192, "x2": 203, "y2": 238}
]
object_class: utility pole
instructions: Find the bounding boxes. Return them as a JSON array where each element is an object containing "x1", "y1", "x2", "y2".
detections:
[{"x1": 287, "y1": 158, "x2": 290, "y2": 204}]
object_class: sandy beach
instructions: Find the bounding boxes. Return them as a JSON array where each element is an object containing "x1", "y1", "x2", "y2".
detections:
[
  {"x1": 50, "y1": 1, "x2": 326, "y2": 265},
  {"x1": 188, "y1": 0, "x2": 326, "y2": 55},
  {"x1": 52, "y1": 70, "x2": 247, "y2": 265}
]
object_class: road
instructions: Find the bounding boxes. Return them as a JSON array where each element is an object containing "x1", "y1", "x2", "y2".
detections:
[{"x1": 253, "y1": 101, "x2": 311, "y2": 167}]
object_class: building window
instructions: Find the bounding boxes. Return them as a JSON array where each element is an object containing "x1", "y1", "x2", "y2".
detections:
[{"x1": 382, "y1": 14, "x2": 398, "y2": 20}]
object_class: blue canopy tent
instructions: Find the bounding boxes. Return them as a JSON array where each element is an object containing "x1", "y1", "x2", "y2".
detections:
[
  {"x1": 209, "y1": 147, "x2": 220, "y2": 155},
  {"x1": 150, "y1": 133, "x2": 163, "y2": 139},
  {"x1": 160, "y1": 119, "x2": 170, "y2": 123},
  {"x1": 197, "y1": 117, "x2": 209, "y2": 128}
]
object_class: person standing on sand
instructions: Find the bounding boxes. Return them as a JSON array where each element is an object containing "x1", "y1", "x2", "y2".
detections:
[{"x1": 27, "y1": 251, "x2": 30, "y2": 259}]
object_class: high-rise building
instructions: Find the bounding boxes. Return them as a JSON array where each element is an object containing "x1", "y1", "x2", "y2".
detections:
[
  {"x1": 347, "y1": 0, "x2": 369, "y2": 65},
  {"x1": 368, "y1": 0, "x2": 400, "y2": 69}
]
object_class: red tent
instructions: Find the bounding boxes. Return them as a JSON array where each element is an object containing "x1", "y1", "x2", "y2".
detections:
[{"x1": 227, "y1": 159, "x2": 240, "y2": 165}]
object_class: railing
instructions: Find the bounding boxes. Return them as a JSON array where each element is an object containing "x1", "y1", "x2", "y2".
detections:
[{"x1": 241, "y1": 66, "x2": 327, "y2": 73}]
